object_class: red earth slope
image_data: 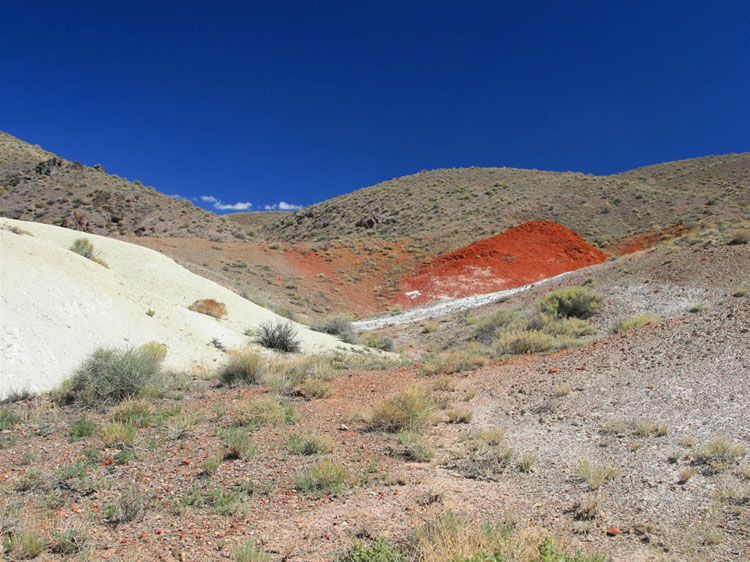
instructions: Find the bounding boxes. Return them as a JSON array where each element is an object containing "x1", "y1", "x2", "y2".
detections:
[{"x1": 395, "y1": 220, "x2": 610, "y2": 306}]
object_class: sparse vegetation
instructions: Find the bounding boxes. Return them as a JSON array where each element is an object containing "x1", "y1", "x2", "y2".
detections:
[
  {"x1": 538, "y1": 286, "x2": 605, "y2": 319},
  {"x1": 256, "y1": 320, "x2": 301, "y2": 352},
  {"x1": 574, "y1": 459, "x2": 619, "y2": 490},
  {"x1": 614, "y1": 314, "x2": 660, "y2": 334},
  {"x1": 287, "y1": 432, "x2": 336, "y2": 456},
  {"x1": 54, "y1": 345, "x2": 165, "y2": 406},
  {"x1": 69, "y1": 237, "x2": 109, "y2": 267},
  {"x1": 219, "y1": 350, "x2": 266, "y2": 385},
  {"x1": 294, "y1": 459, "x2": 350, "y2": 496},
  {"x1": 691, "y1": 436, "x2": 745, "y2": 474},
  {"x1": 368, "y1": 386, "x2": 438, "y2": 433},
  {"x1": 235, "y1": 396, "x2": 296, "y2": 428},
  {"x1": 311, "y1": 316, "x2": 356, "y2": 343}
]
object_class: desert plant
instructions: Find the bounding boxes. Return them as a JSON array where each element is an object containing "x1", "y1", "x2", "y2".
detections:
[
  {"x1": 4, "y1": 529, "x2": 46, "y2": 559},
  {"x1": 188, "y1": 298, "x2": 228, "y2": 319},
  {"x1": 398, "y1": 430, "x2": 434, "y2": 462},
  {"x1": 729, "y1": 229, "x2": 749, "y2": 245},
  {"x1": 217, "y1": 426, "x2": 256, "y2": 460},
  {"x1": 233, "y1": 539, "x2": 272, "y2": 562},
  {"x1": 219, "y1": 350, "x2": 265, "y2": 385},
  {"x1": 368, "y1": 386, "x2": 438, "y2": 433},
  {"x1": 337, "y1": 537, "x2": 404, "y2": 561},
  {"x1": 104, "y1": 479, "x2": 148, "y2": 523},
  {"x1": 538, "y1": 287, "x2": 605, "y2": 319},
  {"x1": 294, "y1": 459, "x2": 350, "y2": 496},
  {"x1": 614, "y1": 314, "x2": 660, "y2": 334},
  {"x1": 69, "y1": 415, "x2": 96, "y2": 441},
  {"x1": 691, "y1": 436, "x2": 745, "y2": 474},
  {"x1": 574, "y1": 459, "x2": 619, "y2": 490},
  {"x1": 111, "y1": 398, "x2": 154, "y2": 427},
  {"x1": 256, "y1": 320, "x2": 301, "y2": 352},
  {"x1": 0, "y1": 406, "x2": 19, "y2": 430},
  {"x1": 54, "y1": 346, "x2": 164, "y2": 406},
  {"x1": 420, "y1": 349, "x2": 487, "y2": 375},
  {"x1": 49, "y1": 527, "x2": 87, "y2": 555},
  {"x1": 311, "y1": 316, "x2": 356, "y2": 343},
  {"x1": 99, "y1": 422, "x2": 137, "y2": 448},
  {"x1": 362, "y1": 334, "x2": 395, "y2": 352},
  {"x1": 287, "y1": 432, "x2": 336, "y2": 456},
  {"x1": 445, "y1": 408, "x2": 473, "y2": 424},
  {"x1": 201, "y1": 453, "x2": 224, "y2": 476},
  {"x1": 235, "y1": 396, "x2": 295, "y2": 427},
  {"x1": 495, "y1": 329, "x2": 564, "y2": 355},
  {"x1": 299, "y1": 377, "x2": 333, "y2": 399},
  {"x1": 518, "y1": 453, "x2": 537, "y2": 473},
  {"x1": 69, "y1": 238, "x2": 94, "y2": 259}
]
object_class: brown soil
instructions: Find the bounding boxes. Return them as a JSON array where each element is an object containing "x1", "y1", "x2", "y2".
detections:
[{"x1": 395, "y1": 220, "x2": 609, "y2": 306}]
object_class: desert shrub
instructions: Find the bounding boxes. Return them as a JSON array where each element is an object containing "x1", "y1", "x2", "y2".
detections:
[
  {"x1": 69, "y1": 238, "x2": 96, "y2": 259},
  {"x1": 234, "y1": 396, "x2": 296, "y2": 427},
  {"x1": 473, "y1": 308, "x2": 523, "y2": 344},
  {"x1": 256, "y1": 320, "x2": 301, "y2": 352},
  {"x1": 337, "y1": 537, "x2": 404, "y2": 562},
  {"x1": 99, "y1": 422, "x2": 137, "y2": 447},
  {"x1": 219, "y1": 350, "x2": 265, "y2": 385},
  {"x1": 691, "y1": 436, "x2": 745, "y2": 474},
  {"x1": 69, "y1": 415, "x2": 96, "y2": 440},
  {"x1": 188, "y1": 298, "x2": 228, "y2": 319},
  {"x1": 368, "y1": 386, "x2": 437, "y2": 433},
  {"x1": 574, "y1": 459, "x2": 619, "y2": 490},
  {"x1": 311, "y1": 316, "x2": 356, "y2": 343},
  {"x1": 139, "y1": 341, "x2": 168, "y2": 361},
  {"x1": 538, "y1": 287, "x2": 605, "y2": 319},
  {"x1": 233, "y1": 540, "x2": 271, "y2": 562},
  {"x1": 287, "y1": 432, "x2": 336, "y2": 455},
  {"x1": 0, "y1": 406, "x2": 19, "y2": 430},
  {"x1": 70, "y1": 237, "x2": 108, "y2": 267},
  {"x1": 614, "y1": 314, "x2": 660, "y2": 334},
  {"x1": 104, "y1": 480, "x2": 148, "y2": 523},
  {"x1": 49, "y1": 527, "x2": 87, "y2": 555},
  {"x1": 294, "y1": 459, "x2": 350, "y2": 496},
  {"x1": 298, "y1": 377, "x2": 333, "y2": 399},
  {"x1": 446, "y1": 408, "x2": 473, "y2": 424},
  {"x1": 362, "y1": 334, "x2": 395, "y2": 352},
  {"x1": 398, "y1": 430, "x2": 434, "y2": 462},
  {"x1": 529, "y1": 315, "x2": 596, "y2": 337},
  {"x1": 55, "y1": 346, "x2": 164, "y2": 406},
  {"x1": 111, "y1": 398, "x2": 154, "y2": 428},
  {"x1": 420, "y1": 349, "x2": 487, "y2": 376},
  {"x1": 495, "y1": 329, "x2": 566, "y2": 355},
  {"x1": 729, "y1": 229, "x2": 750, "y2": 245},
  {"x1": 217, "y1": 426, "x2": 256, "y2": 460}
]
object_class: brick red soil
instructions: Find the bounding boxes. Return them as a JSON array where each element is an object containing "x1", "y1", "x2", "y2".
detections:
[{"x1": 395, "y1": 220, "x2": 610, "y2": 307}]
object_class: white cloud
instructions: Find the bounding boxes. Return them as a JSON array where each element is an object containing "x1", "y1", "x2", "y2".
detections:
[
  {"x1": 264, "y1": 201, "x2": 303, "y2": 211},
  {"x1": 200, "y1": 195, "x2": 253, "y2": 211}
]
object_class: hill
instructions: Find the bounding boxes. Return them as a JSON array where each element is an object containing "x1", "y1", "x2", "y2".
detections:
[
  {"x1": 0, "y1": 132, "x2": 247, "y2": 240},
  {"x1": 256, "y1": 154, "x2": 750, "y2": 254}
]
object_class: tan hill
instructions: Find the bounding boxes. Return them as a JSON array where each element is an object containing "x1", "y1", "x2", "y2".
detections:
[
  {"x1": 0, "y1": 131, "x2": 247, "y2": 240},
  {"x1": 255, "y1": 154, "x2": 750, "y2": 254}
]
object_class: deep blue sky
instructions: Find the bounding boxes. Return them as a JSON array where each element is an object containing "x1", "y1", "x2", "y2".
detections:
[{"x1": 2, "y1": 1, "x2": 748, "y2": 213}]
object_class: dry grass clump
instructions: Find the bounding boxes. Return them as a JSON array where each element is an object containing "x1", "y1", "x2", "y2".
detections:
[
  {"x1": 691, "y1": 436, "x2": 746, "y2": 474},
  {"x1": 420, "y1": 349, "x2": 488, "y2": 375},
  {"x1": 188, "y1": 298, "x2": 228, "y2": 319},
  {"x1": 99, "y1": 422, "x2": 137, "y2": 448},
  {"x1": 111, "y1": 398, "x2": 154, "y2": 428},
  {"x1": 614, "y1": 314, "x2": 661, "y2": 334},
  {"x1": 293, "y1": 459, "x2": 350, "y2": 496},
  {"x1": 219, "y1": 350, "x2": 266, "y2": 386},
  {"x1": 286, "y1": 432, "x2": 336, "y2": 456},
  {"x1": 234, "y1": 396, "x2": 296, "y2": 428},
  {"x1": 69, "y1": 238, "x2": 109, "y2": 268},
  {"x1": 728, "y1": 229, "x2": 749, "y2": 245},
  {"x1": 538, "y1": 286, "x2": 605, "y2": 319},
  {"x1": 398, "y1": 430, "x2": 435, "y2": 462},
  {"x1": 496, "y1": 329, "x2": 568, "y2": 355},
  {"x1": 574, "y1": 459, "x2": 619, "y2": 490},
  {"x1": 54, "y1": 345, "x2": 165, "y2": 407},
  {"x1": 368, "y1": 385, "x2": 438, "y2": 433},
  {"x1": 233, "y1": 540, "x2": 271, "y2": 562}
]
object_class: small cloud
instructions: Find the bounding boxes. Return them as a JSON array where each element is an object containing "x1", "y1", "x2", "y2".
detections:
[
  {"x1": 264, "y1": 201, "x2": 303, "y2": 211},
  {"x1": 200, "y1": 195, "x2": 253, "y2": 211},
  {"x1": 170, "y1": 194, "x2": 198, "y2": 202}
]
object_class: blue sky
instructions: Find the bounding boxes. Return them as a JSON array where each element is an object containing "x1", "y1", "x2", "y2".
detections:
[{"x1": 2, "y1": 1, "x2": 748, "y2": 213}]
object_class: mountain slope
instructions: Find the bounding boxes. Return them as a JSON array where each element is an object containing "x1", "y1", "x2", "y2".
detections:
[
  {"x1": 0, "y1": 132, "x2": 246, "y2": 240},
  {"x1": 257, "y1": 154, "x2": 750, "y2": 254}
]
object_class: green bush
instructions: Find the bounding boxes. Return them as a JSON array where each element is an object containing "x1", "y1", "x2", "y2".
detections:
[
  {"x1": 369, "y1": 386, "x2": 437, "y2": 433},
  {"x1": 256, "y1": 321, "x2": 301, "y2": 352},
  {"x1": 294, "y1": 459, "x2": 350, "y2": 496},
  {"x1": 219, "y1": 350, "x2": 265, "y2": 385},
  {"x1": 538, "y1": 287, "x2": 605, "y2": 319},
  {"x1": 55, "y1": 346, "x2": 164, "y2": 406},
  {"x1": 311, "y1": 316, "x2": 356, "y2": 344},
  {"x1": 496, "y1": 330, "x2": 569, "y2": 355},
  {"x1": 337, "y1": 537, "x2": 404, "y2": 562},
  {"x1": 69, "y1": 238, "x2": 96, "y2": 259},
  {"x1": 473, "y1": 309, "x2": 523, "y2": 344},
  {"x1": 614, "y1": 314, "x2": 660, "y2": 334}
]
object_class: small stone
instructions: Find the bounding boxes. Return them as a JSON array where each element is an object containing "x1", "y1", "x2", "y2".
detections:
[{"x1": 607, "y1": 526, "x2": 621, "y2": 536}]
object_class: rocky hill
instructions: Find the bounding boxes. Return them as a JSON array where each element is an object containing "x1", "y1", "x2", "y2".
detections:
[
  {"x1": 256, "y1": 154, "x2": 749, "y2": 254},
  {"x1": 0, "y1": 132, "x2": 246, "y2": 240}
]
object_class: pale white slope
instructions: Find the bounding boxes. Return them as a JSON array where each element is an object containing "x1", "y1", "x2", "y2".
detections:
[{"x1": 0, "y1": 219, "x2": 349, "y2": 398}]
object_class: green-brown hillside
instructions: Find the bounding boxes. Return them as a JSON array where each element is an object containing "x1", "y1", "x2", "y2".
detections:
[
  {"x1": 256, "y1": 155, "x2": 749, "y2": 254},
  {"x1": 0, "y1": 132, "x2": 246, "y2": 240}
]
